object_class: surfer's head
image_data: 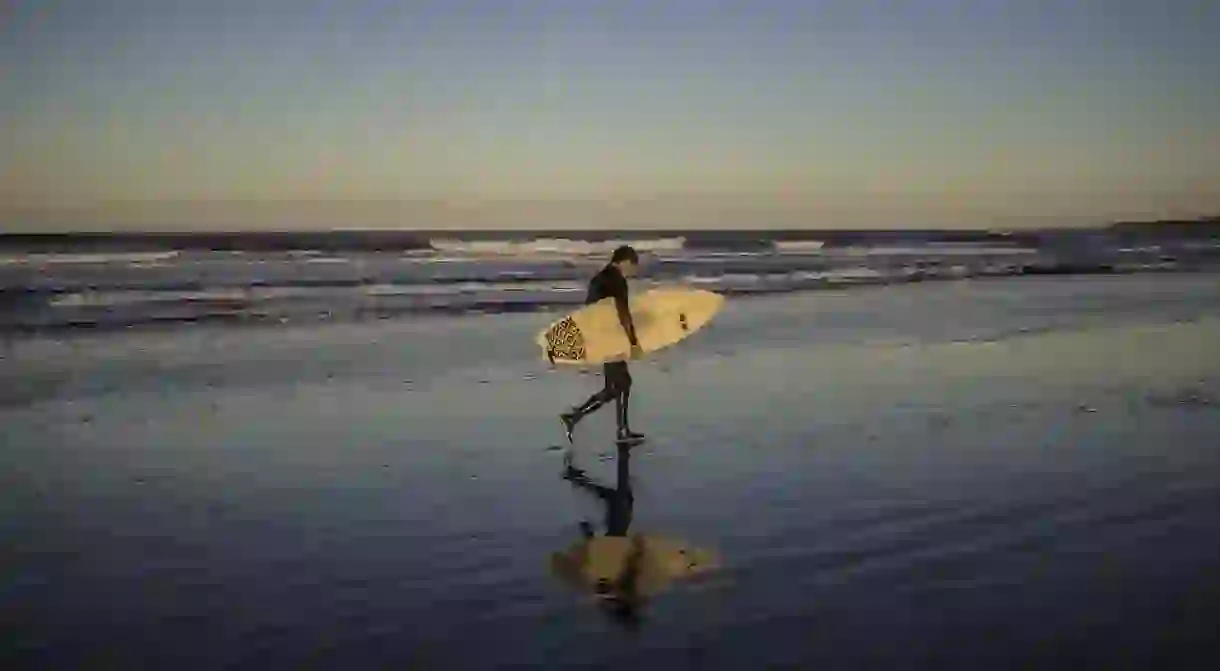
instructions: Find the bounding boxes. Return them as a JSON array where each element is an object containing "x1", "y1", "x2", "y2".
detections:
[{"x1": 610, "y1": 245, "x2": 639, "y2": 277}]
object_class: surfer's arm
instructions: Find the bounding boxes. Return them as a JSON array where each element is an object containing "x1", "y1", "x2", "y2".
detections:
[{"x1": 613, "y1": 291, "x2": 639, "y2": 346}]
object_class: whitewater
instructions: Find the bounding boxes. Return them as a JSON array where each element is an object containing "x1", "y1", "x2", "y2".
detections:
[{"x1": 1, "y1": 231, "x2": 1208, "y2": 333}]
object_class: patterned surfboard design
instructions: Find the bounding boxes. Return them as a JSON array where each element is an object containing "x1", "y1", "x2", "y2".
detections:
[{"x1": 545, "y1": 315, "x2": 587, "y2": 362}]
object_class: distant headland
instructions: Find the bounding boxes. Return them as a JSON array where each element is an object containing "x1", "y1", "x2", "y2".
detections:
[{"x1": 1107, "y1": 215, "x2": 1220, "y2": 237}]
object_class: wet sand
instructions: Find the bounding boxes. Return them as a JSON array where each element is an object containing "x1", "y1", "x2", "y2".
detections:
[{"x1": 4, "y1": 274, "x2": 1220, "y2": 668}]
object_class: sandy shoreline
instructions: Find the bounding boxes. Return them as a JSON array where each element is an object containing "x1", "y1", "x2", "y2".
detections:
[{"x1": 4, "y1": 273, "x2": 1220, "y2": 667}]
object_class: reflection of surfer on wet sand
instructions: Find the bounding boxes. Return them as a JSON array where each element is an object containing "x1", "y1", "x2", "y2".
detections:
[
  {"x1": 565, "y1": 444, "x2": 634, "y2": 539},
  {"x1": 551, "y1": 444, "x2": 719, "y2": 627},
  {"x1": 561, "y1": 443, "x2": 641, "y2": 625}
]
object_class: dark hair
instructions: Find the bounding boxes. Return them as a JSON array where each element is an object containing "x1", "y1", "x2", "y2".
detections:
[{"x1": 610, "y1": 245, "x2": 639, "y2": 264}]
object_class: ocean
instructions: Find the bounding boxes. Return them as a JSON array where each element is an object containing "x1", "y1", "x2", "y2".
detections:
[{"x1": 2, "y1": 227, "x2": 1215, "y2": 334}]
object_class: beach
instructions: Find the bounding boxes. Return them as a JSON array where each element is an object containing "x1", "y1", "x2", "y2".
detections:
[{"x1": 4, "y1": 272, "x2": 1220, "y2": 668}]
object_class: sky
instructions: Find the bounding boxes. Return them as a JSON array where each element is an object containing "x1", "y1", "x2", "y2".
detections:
[{"x1": 2, "y1": 0, "x2": 1218, "y2": 230}]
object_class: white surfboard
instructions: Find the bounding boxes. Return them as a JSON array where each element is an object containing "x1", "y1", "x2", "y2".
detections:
[{"x1": 536, "y1": 286, "x2": 725, "y2": 366}]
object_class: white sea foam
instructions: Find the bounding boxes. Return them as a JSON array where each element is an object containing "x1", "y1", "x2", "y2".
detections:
[
  {"x1": 0, "y1": 251, "x2": 182, "y2": 266},
  {"x1": 428, "y1": 236, "x2": 687, "y2": 257},
  {"x1": 773, "y1": 240, "x2": 826, "y2": 252},
  {"x1": 832, "y1": 245, "x2": 1037, "y2": 257},
  {"x1": 50, "y1": 288, "x2": 252, "y2": 308}
]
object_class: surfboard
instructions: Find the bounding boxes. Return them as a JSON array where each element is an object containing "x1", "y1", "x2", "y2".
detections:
[{"x1": 536, "y1": 287, "x2": 725, "y2": 366}]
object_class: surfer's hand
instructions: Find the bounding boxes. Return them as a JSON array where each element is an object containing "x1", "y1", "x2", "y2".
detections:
[{"x1": 629, "y1": 343, "x2": 643, "y2": 359}]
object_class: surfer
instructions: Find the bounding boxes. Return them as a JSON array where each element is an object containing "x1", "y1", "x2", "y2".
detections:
[{"x1": 560, "y1": 245, "x2": 645, "y2": 444}]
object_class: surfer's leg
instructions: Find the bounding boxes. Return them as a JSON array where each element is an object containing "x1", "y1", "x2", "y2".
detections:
[
  {"x1": 583, "y1": 364, "x2": 623, "y2": 417},
  {"x1": 610, "y1": 364, "x2": 643, "y2": 440},
  {"x1": 616, "y1": 393, "x2": 645, "y2": 440},
  {"x1": 615, "y1": 386, "x2": 629, "y2": 431},
  {"x1": 560, "y1": 364, "x2": 619, "y2": 440},
  {"x1": 571, "y1": 390, "x2": 611, "y2": 419},
  {"x1": 561, "y1": 392, "x2": 606, "y2": 441}
]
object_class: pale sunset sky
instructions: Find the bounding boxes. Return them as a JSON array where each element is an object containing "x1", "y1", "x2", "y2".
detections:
[{"x1": 2, "y1": 0, "x2": 1218, "y2": 230}]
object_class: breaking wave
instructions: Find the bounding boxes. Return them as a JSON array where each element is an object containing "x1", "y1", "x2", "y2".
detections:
[{"x1": 0, "y1": 228, "x2": 1214, "y2": 333}]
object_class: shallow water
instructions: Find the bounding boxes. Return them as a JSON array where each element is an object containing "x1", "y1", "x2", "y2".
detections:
[{"x1": 4, "y1": 274, "x2": 1220, "y2": 668}]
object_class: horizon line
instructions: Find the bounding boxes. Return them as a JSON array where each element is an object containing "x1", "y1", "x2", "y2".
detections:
[{"x1": 3, "y1": 216, "x2": 1217, "y2": 238}]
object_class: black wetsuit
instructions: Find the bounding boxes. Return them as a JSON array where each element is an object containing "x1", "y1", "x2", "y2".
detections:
[{"x1": 566, "y1": 263, "x2": 638, "y2": 432}]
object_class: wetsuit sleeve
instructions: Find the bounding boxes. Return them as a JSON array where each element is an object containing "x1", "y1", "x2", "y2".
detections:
[{"x1": 611, "y1": 276, "x2": 639, "y2": 346}]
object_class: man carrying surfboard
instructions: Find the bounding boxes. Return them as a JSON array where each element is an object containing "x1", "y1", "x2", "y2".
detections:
[{"x1": 560, "y1": 245, "x2": 646, "y2": 444}]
